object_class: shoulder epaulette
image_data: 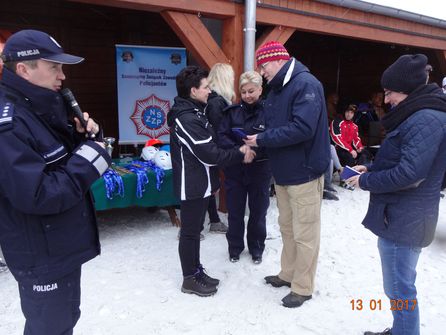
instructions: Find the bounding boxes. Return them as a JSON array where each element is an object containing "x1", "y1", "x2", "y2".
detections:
[{"x1": 0, "y1": 102, "x2": 14, "y2": 131}]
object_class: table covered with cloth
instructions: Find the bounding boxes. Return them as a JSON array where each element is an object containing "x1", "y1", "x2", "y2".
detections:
[{"x1": 90, "y1": 159, "x2": 179, "y2": 224}]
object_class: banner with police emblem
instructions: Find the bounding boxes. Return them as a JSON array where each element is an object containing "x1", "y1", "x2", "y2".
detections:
[{"x1": 115, "y1": 45, "x2": 186, "y2": 144}]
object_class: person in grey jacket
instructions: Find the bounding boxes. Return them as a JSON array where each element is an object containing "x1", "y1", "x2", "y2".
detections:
[
  {"x1": 348, "y1": 54, "x2": 446, "y2": 335},
  {"x1": 245, "y1": 41, "x2": 330, "y2": 308}
]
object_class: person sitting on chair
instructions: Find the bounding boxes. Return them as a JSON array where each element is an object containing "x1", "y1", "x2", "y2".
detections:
[{"x1": 330, "y1": 104, "x2": 370, "y2": 167}]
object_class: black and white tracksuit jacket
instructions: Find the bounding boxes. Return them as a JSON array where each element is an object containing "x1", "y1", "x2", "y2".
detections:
[{"x1": 167, "y1": 97, "x2": 244, "y2": 201}]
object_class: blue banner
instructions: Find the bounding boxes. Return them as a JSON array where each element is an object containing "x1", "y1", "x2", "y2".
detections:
[{"x1": 115, "y1": 45, "x2": 186, "y2": 144}]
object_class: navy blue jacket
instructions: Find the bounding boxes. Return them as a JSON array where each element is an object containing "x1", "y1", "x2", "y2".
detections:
[
  {"x1": 167, "y1": 97, "x2": 244, "y2": 201},
  {"x1": 206, "y1": 91, "x2": 229, "y2": 135},
  {"x1": 0, "y1": 69, "x2": 111, "y2": 283},
  {"x1": 359, "y1": 108, "x2": 446, "y2": 247},
  {"x1": 218, "y1": 100, "x2": 270, "y2": 182},
  {"x1": 256, "y1": 58, "x2": 330, "y2": 185}
]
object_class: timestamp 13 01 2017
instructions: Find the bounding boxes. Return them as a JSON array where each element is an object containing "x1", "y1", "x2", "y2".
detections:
[{"x1": 350, "y1": 299, "x2": 417, "y2": 311}]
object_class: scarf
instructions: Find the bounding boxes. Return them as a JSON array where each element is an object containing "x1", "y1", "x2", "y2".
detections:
[{"x1": 382, "y1": 83, "x2": 446, "y2": 132}]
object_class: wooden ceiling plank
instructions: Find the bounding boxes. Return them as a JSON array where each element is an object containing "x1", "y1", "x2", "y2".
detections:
[
  {"x1": 257, "y1": 8, "x2": 446, "y2": 50},
  {"x1": 69, "y1": 0, "x2": 236, "y2": 18},
  {"x1": 255, "y1": 26, "x2": 296, "y2": 49}
]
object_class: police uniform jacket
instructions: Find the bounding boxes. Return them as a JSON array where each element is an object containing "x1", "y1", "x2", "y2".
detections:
[
  {"x1": 0, "y1": 68, "x2": 111, "y2": 283},
  {"x1": 167, "y1": 97, "x2": 244, "y2": 201},
  {"x1": 218, "y1": 100, "x2": 271, "y2": 183}
]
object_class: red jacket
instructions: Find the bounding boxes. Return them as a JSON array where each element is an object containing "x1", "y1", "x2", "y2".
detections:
[{"x1": 330, "y1": 118, "x2": 364, "y2": 153}]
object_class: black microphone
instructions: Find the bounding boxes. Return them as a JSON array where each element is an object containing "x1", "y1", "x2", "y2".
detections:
[{"x1": 61, "y1": 88, "x2": 95, "y2": 139}]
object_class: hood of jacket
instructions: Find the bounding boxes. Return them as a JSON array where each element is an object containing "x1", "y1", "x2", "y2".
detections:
[{"x1": 267, "y1": 58, "x2": 310, "y2": 92}]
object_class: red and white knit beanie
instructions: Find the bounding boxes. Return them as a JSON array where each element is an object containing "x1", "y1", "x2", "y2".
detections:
[{"x1": 256, "y1": 41, "x2": 290, "y2": 68}]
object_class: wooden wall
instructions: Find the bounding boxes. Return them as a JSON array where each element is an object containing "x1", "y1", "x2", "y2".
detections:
[
  {"x1": 282, "y1": 30, "x2": 442, "y2": 108},
  {"x1": 0, "y1": 0, "x2": 182, "y2": 146},
  {"x1": 1, "y1": 0, "x2": 444, "y2": 144}
]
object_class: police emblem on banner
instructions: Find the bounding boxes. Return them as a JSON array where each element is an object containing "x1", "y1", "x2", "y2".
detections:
[{"x1": 130, "y1": 94, "x2": 170, "y2": 138}]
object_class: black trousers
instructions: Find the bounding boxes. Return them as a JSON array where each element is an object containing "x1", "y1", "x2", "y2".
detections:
[
  {"x1": 225, "y1": 166, "x2": 270, "y2": 258},
  {"x1": 179, "y1": 197, "x2": 210, "y2": 276},
  {"x1": 207, "y1": 194, "x2": 221, "y2": 223},
  {"x1": 19, "y1": 267, "x2": 82, "y2": 335},
  {"x1": 336, "y1": 147, "x2": 371, "y2": 167}
]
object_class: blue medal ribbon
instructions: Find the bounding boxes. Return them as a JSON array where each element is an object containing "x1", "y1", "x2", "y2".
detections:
[
  {"x1": 102, "y1": 169, "x2": 125, "y2": 200},
  {"x1": 132, "y1": 160, "x2": 165, "y2": 191},
  {"x1": 124, "y1": 163, "x2": 149, "y2": 198}
]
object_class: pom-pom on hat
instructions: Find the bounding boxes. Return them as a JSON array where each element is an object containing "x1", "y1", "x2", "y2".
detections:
[
  {"x1": 381, "y1": 54, "x2": 428, "y2": 95},
  {"x1": 256, "y1": 41, "x2": 290, "y2": 68}
]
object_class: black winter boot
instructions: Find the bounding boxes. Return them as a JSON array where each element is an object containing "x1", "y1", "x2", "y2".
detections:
[
  {"x1": 281, "y1": 292, "x2": 312, "y2": 308},
  {"x1": 181, "y1": 273, "x2": 218, "y2": 297},
  {"x1": 264, "y1": 275, "x2": 291, "y2": 288},
  {"x1": 198, "y1": 265, "x2": 220, "y2": 286}
]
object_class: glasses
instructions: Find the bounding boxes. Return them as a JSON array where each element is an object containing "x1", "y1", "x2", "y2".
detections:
[{"x1": 259, "y1": 62, "x2": 270, "y2": 70}]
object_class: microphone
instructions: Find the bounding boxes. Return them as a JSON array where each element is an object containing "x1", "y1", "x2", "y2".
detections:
[{"x1": 61, "y1": 88, "x2": 95, "y2": 139}]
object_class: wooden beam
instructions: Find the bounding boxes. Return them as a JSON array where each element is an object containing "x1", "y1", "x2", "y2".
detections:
[
  {"x1": 221, "y1": 6, "x2": 244, "y2": 90},
  {"x1": 161, "y1": 11, "x2": 229, "y2": 68},
  {"x1": 70, "y1": 0, "x2": 236, "y2": 18},
  {"x1": 256, "y1": 7, "x2": 446, "y2": 50},
  {"x1": 255, "y1": 26, "x2": 296, "y2": 49}
]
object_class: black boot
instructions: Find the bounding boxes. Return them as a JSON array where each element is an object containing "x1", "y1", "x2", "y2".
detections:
[
  {"x1": 364, "y1": 328, "x2": 392, "y2": 335},
  {"x1": 264, "y1": 275, "x2": 291, "y2": 288},
  {"x1": 197, "y1": 264, "x2": 220, "y2": 286},
  {"x1": 281, "y1": 292, "x2": 312, "y2": 308},
  {"x1": 181, "y1": 273, "x2": 218, "y2": 297},
  {"x1": 323, "y1": 190, "x2": 339, "y2": 201}
]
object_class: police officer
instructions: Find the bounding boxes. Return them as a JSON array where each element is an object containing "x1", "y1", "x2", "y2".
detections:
[{"x1": 0, "y1": 30, "x2": 111, "y2": 334}]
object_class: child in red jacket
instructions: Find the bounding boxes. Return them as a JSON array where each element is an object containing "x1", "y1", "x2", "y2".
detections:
[{"x1": 330, "y1": 104, "x2": 370, "y2": 168}]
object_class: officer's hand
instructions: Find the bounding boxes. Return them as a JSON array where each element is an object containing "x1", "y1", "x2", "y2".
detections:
[{"x1": 74, "y1": 112, "x2": 100, "y2": 136}]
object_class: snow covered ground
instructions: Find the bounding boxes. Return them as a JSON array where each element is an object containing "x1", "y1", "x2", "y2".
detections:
[{"x1": 1, "y1": 186, "x2": 445, "y2": 335}]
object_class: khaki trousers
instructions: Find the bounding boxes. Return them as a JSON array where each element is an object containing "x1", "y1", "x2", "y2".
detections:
[{"x1": 275, "y1": 175, "x2": 323, "y2": 296}]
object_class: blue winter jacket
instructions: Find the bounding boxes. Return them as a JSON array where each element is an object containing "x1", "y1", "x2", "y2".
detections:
[
  {"x1": 359, "y1": 109, "x2": 446, "y2": 247},
  {"x1": 256, "y1": 58, "x2": 330, "y2": 185},
  {"x1": 0, "y1": 69, "x2": 111, "y2": 283}
]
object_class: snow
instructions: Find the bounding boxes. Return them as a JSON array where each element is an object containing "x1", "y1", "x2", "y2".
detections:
[{"x1": 1, "y1": 186, "x2": 446, "y2": 334}]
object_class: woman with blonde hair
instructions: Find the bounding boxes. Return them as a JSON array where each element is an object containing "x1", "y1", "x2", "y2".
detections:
[
  {"x1": 207, "y1": 63, "x2": 235, "y2": 130},
  {"x1": 205, "y1": 63, "x2": 236, "y2": 233},
  {"x1": 218, "y1": 70, "x2": 271, "y2": 264}
]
